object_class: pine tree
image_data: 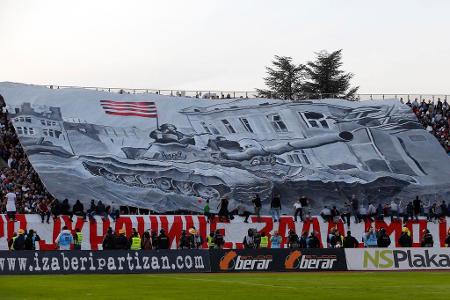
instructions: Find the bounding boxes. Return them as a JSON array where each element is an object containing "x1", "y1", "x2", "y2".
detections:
[
  {"x1": 302, "y1": 50, "x2": 359, "y2": 99},
  {"x1": 256, "y1": 55, "x2": 305, "y2": 100}
]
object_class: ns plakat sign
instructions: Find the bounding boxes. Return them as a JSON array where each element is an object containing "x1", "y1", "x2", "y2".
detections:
[{"x1": 346, "y1": 248, "x2": 450, "y2": 270}]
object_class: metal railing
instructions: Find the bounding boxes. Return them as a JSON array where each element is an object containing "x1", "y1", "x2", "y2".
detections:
[{"x1": 43, "y1": 85, "x2": 449, "y2": 102}]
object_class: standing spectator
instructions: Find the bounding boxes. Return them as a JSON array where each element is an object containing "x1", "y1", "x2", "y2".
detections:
[
  {"x1": 398, "y1": 227, "x2": 412, "y2": 247},
  {"x1": 413, "y1": 196, "x2": 422, "y2": 221},
  {"x1": 427, "y1": 202, "x2": 438, "y2": 222},
  {"x1": 440, "y1": 200, "x2": 448, "y2": 219},
  {"x1": 203, "y1": 199, "x2": 212, "y2": 223},
  {"x1": 405, "y1": 202, "x2": 414, "y2": 222},
  {"x1": 421, "y1": 229, "x2": 434, "y2": 247},
  {"x1": 367, "y1": 203, "x2": 376, "y2": 221},
  {"x1": 24, "y1": 229, "x2": 40, "y2": 250},
  {"x1": 37, "y1": 199, "x2": 50, "y2": 224},
  {"x1": 342, "y1": 199, "x2": 351, "y2": 227},
  {"x1": 217, "y1": 197, "x2": 229, "y2": 222},
  {"x1": 55, "y1": 226, "x2": 73, "y2": 250},
  {"x1": 351, "y1": 195, "x2": 360, "y2": 223},
  {"x1": 331, "y1": 206, "x2": 340, "y2": 223},
  {"x1": 102, "y1": 227, "x2": 116, "y2": 250},
  {"x1": 51, "y1": 199, "x2": 61, "y2": 221},
  {"x1": 270, "y1": 231, "x2": 282, "y2": 248},
  {"x1": 293, "y1": 198, "x2": 303, "y2": 222},
  {"x1": 270, "y1": 194, "x2": 282, "y2": 222},
  {"x1": 142, "y1": 231, "x2": 152, "y2": 250},
  {"x1": 5, "y1": 187, "x2": 17, "y2": 222},
  {"x1": 12, "y1": 229, "x2": 26, "y2": 250},
  {"x1": 343, "y1": 231, "x2": 359, "y2": 248},
  {"x1": 87, "y1": 199, "x2": 97, "y2": 220},
  {"x1": 389, "y1": 200, "x2": 399, "y2": 222},
  {"x1": 252, "y1": 194, "x2": 262, "y2": 221},
  {"x1": 61, "y1": 198, "x2": 71, "y2": 216},
  {"x1": 72, "y1": 200, "x2": 85, "y2": 220},
  {"x1": 377, "y1": 228, "x2": 391, "y2": 248},
  {"x1": 320, "y1": 206, "x2": 332, "y2": 223},
  {"x1": 96, "y1": 200, "x2": 107, "y2": 220},
  {"x1": 157, "y1": 229, "x2": 170, "y2": 249}
]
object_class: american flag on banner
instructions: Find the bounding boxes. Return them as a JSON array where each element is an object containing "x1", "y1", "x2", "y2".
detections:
[{"x1": 100, "y1": 100, "x2": 157, "y2": 118}]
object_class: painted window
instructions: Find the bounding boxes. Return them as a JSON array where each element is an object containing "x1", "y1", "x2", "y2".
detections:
[
  {"x1": 239, "y1": 118, "x2": 254, "y2": 133},
  {"x1": 267, "y1": 114, "x2": 288, "y2": 132},
  {"x1": 221, "y1": 119, "x2": 236, "y2": 134}
]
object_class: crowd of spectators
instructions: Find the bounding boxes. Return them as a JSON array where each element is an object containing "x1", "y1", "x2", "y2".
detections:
[{"x1": 405, "y1": 97, "x2": 450, "y2": 154}]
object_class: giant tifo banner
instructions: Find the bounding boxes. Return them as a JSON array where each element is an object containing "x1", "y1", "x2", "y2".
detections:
[
  {"x1": 1, "y1": 214, "x2": 450, "y2": 250},
  {"x1": 1, "y1": 82, "x2": 450, "y2": 212}
]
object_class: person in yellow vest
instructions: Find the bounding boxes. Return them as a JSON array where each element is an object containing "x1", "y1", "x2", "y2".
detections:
[
  {"x1": 130, "y1": 231, "x2": 141, "y2": 250},
  {"x1": 207, "y1": 232, "x2": 215, "y2": 250},
  {"x1": 259, "y1": 232, "x2": 269, "y2": 248},
  {"x1": 8, "y1": 232, "x2": 17, "y2": 250},
  {"x1": 73, "y1": 228, "x2": 83, "y2": 250}
]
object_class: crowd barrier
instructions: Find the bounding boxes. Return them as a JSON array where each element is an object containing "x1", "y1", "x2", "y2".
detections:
[{"x1": 1, "y1": 248, "x2": 450, "y2": 275}]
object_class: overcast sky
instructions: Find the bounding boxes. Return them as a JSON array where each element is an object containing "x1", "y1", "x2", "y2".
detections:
[{"x1": 1, "y1": 0, "x2": 449, "y2": 94}]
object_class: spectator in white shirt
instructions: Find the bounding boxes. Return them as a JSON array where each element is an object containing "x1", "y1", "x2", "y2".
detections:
[{"x1": 5, "y1": 189, "x2": 17, "y2": 222}]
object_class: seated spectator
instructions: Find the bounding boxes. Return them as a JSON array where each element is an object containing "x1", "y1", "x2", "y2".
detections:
[{"x1": 37, "y1": 199, "x2": 51, "y2": 224}]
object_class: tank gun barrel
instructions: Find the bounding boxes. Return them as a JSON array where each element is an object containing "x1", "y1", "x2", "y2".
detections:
[{"x1": 223, "y1": 131, "x2": 353, "y2": 161}]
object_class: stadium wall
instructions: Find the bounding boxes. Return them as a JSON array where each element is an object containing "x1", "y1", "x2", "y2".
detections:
[{"x1": 1, "y1": 215, "x2": 450, "y2": 250}]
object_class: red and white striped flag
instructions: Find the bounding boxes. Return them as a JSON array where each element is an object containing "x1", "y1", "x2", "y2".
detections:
[{"x1": 100, "y1": 100, "x2": 157, "y2": 118}]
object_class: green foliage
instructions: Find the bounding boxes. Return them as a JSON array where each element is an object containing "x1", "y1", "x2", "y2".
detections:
[
  {"x1": 258, "y1": 50, "x2": 359, "y2": 100},
  {"x1": 256, "y1": 55, "x2": 305, "y2": 100}
]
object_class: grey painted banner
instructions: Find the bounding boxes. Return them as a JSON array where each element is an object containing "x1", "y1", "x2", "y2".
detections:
[{"x1": 2, "y1": 82, "x2": 450, "y2": 213}]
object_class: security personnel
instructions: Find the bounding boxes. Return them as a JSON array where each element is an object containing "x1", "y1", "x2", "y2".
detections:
[
  {"x1": 259, "y1": 232, "x2": 269, "y2": 248},
  {"x1": 130, "y1": 231, "x2": 141, "y2": 250},
  {"x1": 74, "y1": 228, "x2": 83, "y2": 250},
  {"x1": 207, "y1": 232, "x2": 215, "y2": 250}
]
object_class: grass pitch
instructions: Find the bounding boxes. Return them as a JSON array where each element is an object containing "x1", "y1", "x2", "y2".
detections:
[{"x1": 1, "y1": 272, "x2": 449, "y2": 300}]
